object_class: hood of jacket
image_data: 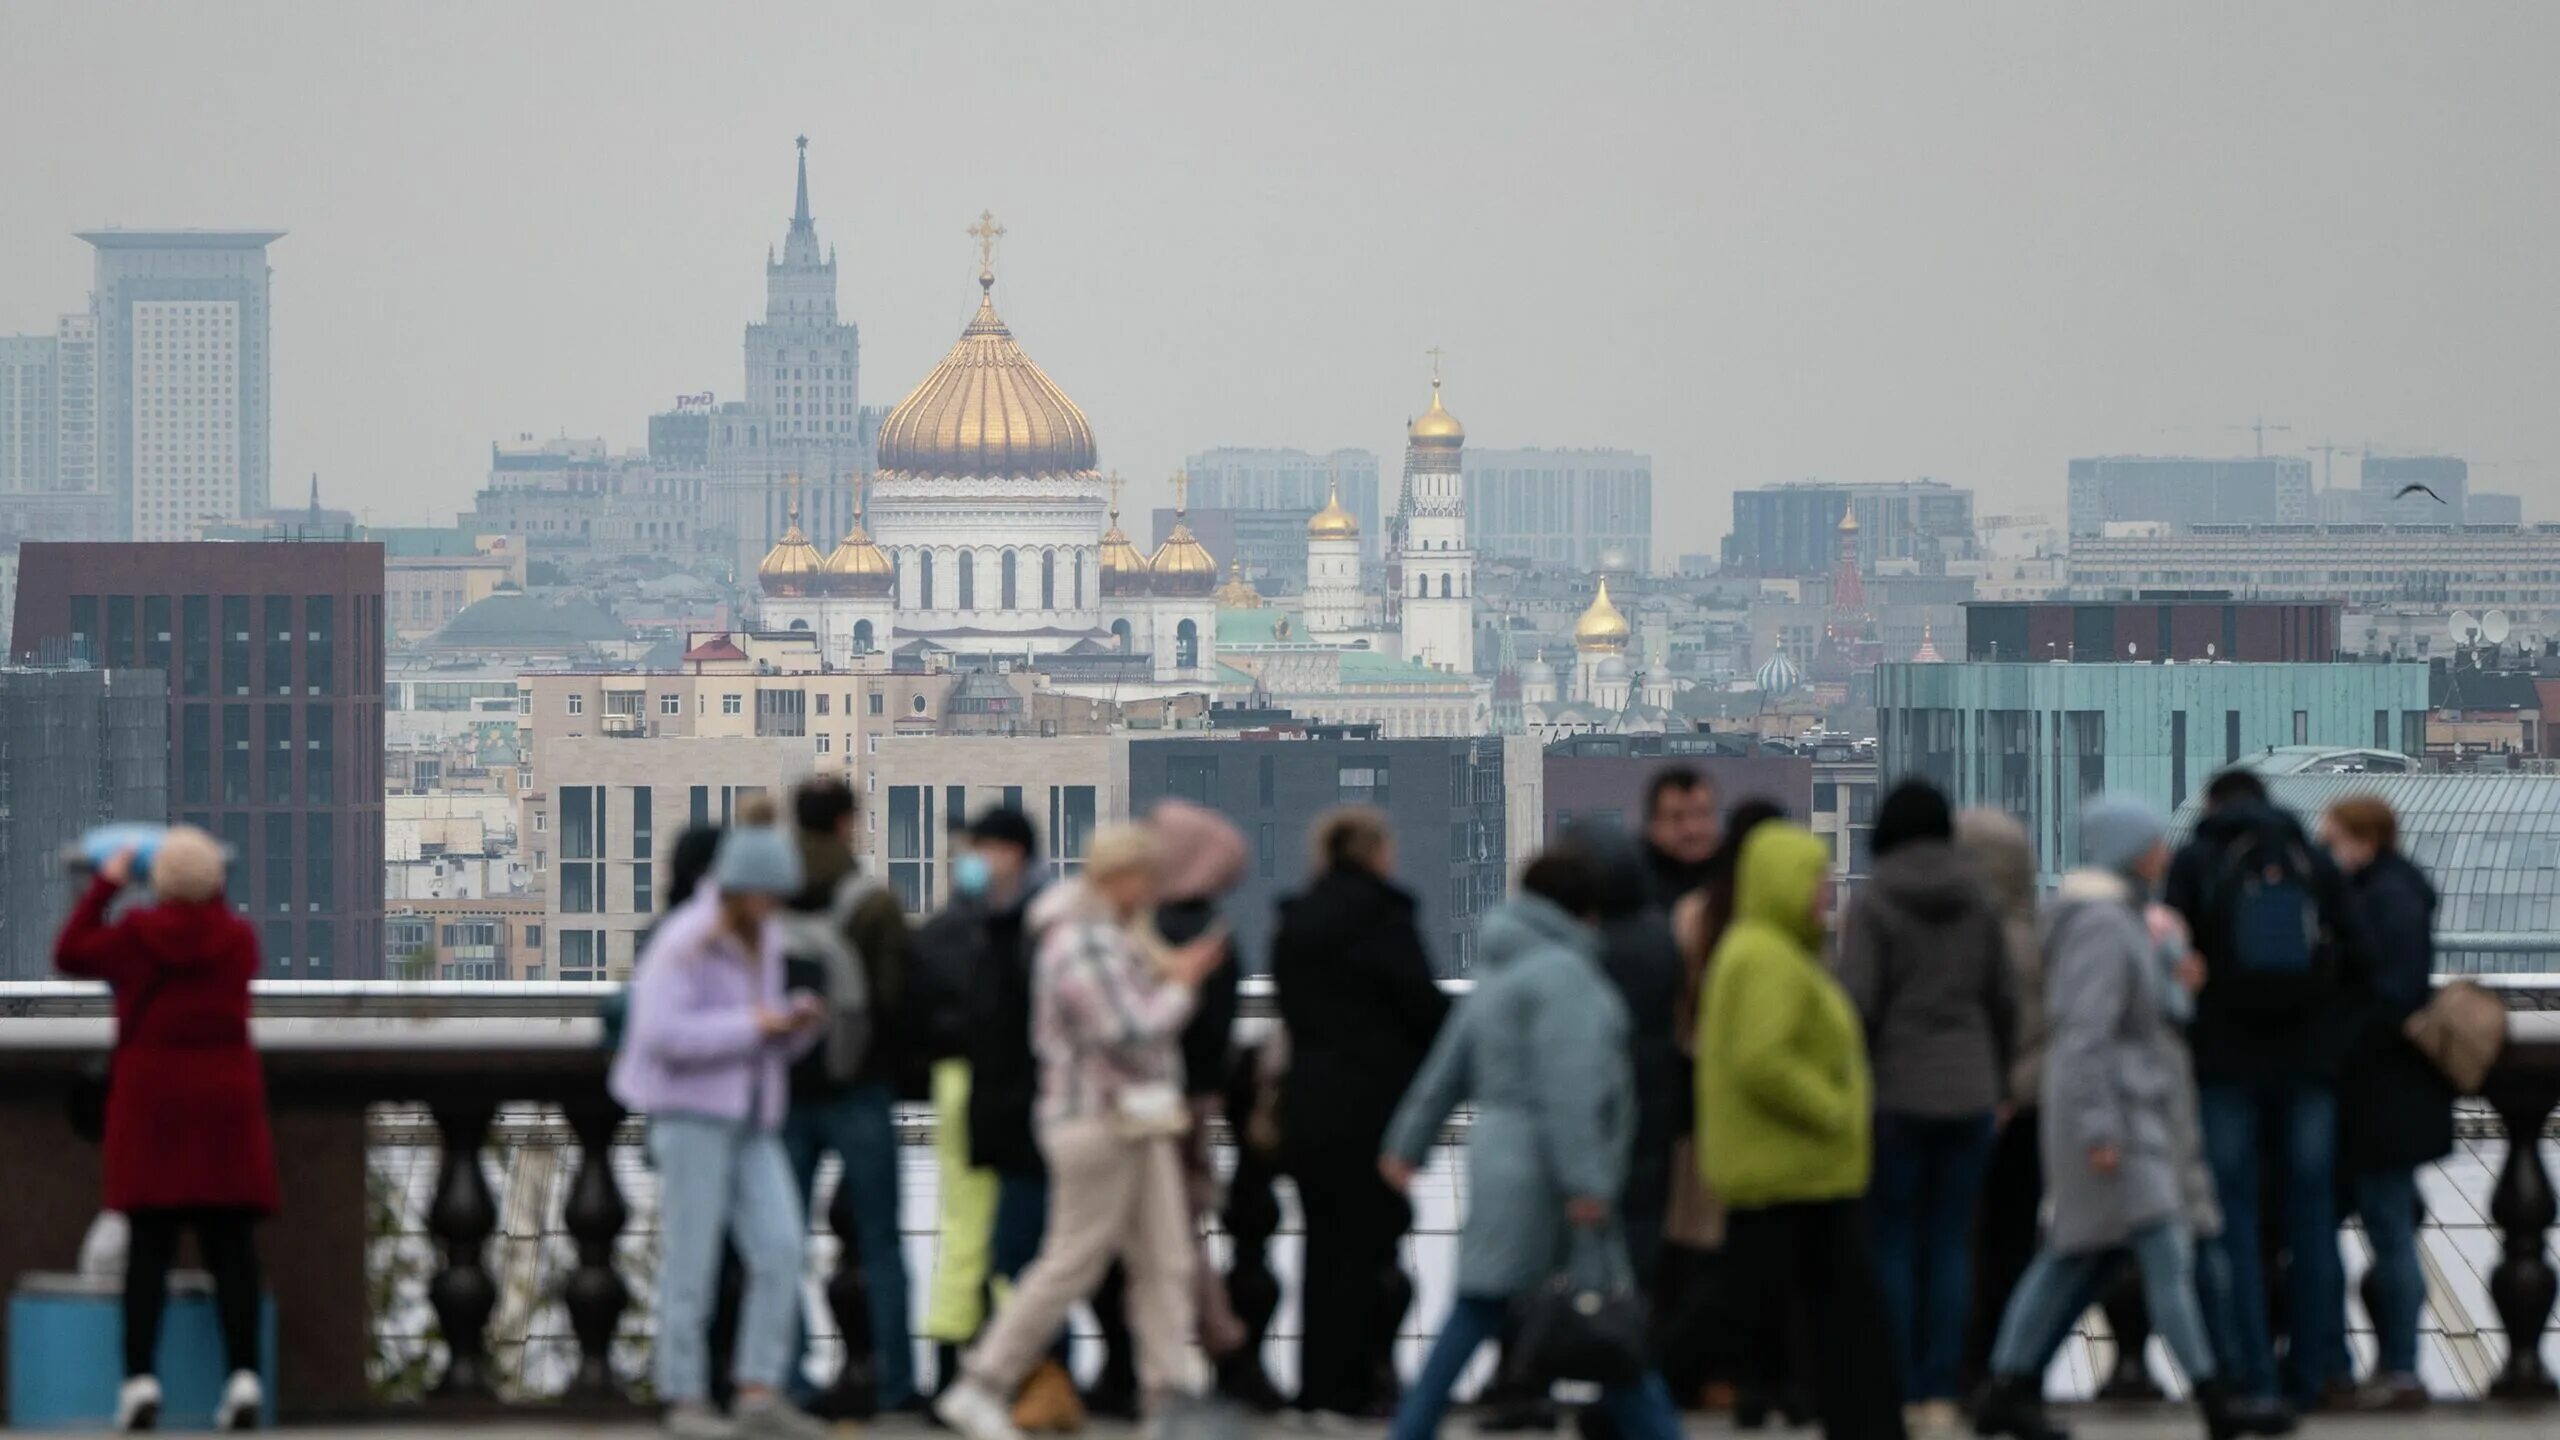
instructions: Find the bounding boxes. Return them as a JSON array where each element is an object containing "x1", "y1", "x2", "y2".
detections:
[
  {"x1": 1151, "y1": 800, "x2": 1248, "y2": 903},
  {"x1": 1957, "y1": 809, "x2": 2037, "y2": 921},
  {"x1": 1027, "y1": 875, "x2": 1107, "y2": 938},
  {"x1": 1732, "y1": 824, "x2": 1832, "y2": 949},
  {"x1": 1863, "y1": 839, "x2": 1988, "y2": 924},
  {"x1": 2052, "y1": 867, "x2": 2134, "y2": 908},
  {"x1": 1476, "y1": 893, "x2": 1597, "y2": 972}
]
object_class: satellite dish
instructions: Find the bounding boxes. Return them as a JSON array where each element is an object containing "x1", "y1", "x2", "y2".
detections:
[
  {"x1": 2484, "y1": 610, "x2": 2513, "y2": 645},
  {"x1": 2450, "y1": 610, "x2": 2481, "y2": 646}
]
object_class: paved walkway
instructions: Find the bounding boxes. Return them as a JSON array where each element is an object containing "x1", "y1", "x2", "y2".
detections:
[{"x1": 148, "y1": 1413, "x2": 2560, "y2": 1437}]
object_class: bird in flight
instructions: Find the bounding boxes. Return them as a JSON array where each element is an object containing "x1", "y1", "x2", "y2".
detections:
[{"x1": 2394, "y1": 482, "x2": 2448, "y2": 505}]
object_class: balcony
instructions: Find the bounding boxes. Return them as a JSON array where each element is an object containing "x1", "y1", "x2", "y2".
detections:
[{"x1": 0, "y1": 981, "x2": 2555, "y2": 1430}]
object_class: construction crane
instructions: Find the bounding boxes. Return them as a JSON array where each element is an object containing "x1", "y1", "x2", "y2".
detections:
[{"x1": 2228, "y1": 417, "x2": 2293, "y2": 457}]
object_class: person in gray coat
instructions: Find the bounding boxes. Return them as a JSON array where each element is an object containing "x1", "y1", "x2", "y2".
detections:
[
  {"x1": 1836, "y1": 780, "x2": 2016, "y2": 1422},
  {"x1": 1974, "y1": 798, "x2": 2244, "y2": 1440},
  {"x1": 1378, "y1": 848, "x2": 1683, "y2": 1440}
]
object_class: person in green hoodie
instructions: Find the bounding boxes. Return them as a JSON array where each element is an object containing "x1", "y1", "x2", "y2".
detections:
[{"x1": 1695, "y1": 823, "x2": 1904, "y2": 1440}]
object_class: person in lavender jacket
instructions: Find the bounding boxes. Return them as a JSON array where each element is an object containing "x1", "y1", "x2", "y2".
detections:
[{"x1": 610, "y1": 812, "x2": 830, "y2": 1440}]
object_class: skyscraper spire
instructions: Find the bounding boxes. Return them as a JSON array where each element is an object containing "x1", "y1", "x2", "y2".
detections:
[{"x1": 792, "y1": 135, "x2": 813, "y2": 233}]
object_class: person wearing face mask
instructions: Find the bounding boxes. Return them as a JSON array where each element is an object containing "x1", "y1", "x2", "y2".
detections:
[{"x1": 935, "y1": 825, "x2": 1229, "y2": 1440}]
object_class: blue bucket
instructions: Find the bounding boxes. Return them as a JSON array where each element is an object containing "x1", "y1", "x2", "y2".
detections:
[{"x1": 8, "y1": 1272, "x2": 276, "y2": 1430}]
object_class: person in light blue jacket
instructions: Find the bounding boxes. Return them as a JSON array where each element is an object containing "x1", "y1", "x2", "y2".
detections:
[
  {"x1": 609, "y1": 814, "x2": 829, "y2": 1440},
  {"x1": 1379, "y1": 846, "x2": 1683, "y2": 1440}
]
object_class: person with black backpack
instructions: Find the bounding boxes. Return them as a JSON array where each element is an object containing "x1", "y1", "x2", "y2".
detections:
[
  {"x1": 780, "y1": 778, "x2": 915, "y2": 1416},
  {"x1": 2166, "y1": 769, "x2": 2370, "y2": 1420}
]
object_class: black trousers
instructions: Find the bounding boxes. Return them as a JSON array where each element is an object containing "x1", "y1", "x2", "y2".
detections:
[
  {"x1": 1961, "y1": 1109, "x2": 2044, "y2": 1393},
  {"x1": 1293, "y1": 1146, "x2": 1413, "y2": 1415},
  {"x1": 123, "y1": 1207, "x2": 262, "y2": 1380},
  {"x1": 1727, "y1": 1199, "x2": 1907, "y2": 1440}
]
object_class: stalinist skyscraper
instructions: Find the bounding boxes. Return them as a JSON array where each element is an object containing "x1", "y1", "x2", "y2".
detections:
[
  {"x1": 1395, "y1": 356, "x2": 1474, "y2": 673},
  {"x1": 710, "y1": 137, "x2": 876, "y2": 577}
]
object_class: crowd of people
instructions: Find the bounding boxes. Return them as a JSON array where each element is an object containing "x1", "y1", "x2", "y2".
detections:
[{"x1": 60, "y1": 761, "x2": 2460, "y2": 1440}]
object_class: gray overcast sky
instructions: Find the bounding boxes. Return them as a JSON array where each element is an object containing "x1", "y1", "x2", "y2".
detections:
[{"x1": 6, "y1": 3, "x2": 2557, "y2": 551}]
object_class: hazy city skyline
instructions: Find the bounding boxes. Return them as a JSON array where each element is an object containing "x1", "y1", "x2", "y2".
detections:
[{"x1": 6, "y1": 3, "x2": 2557, "y2": 552}]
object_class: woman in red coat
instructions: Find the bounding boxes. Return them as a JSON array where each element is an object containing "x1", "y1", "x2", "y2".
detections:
[{"x1": 56, "y1": 826, "x2": 278, "y2": 1433}]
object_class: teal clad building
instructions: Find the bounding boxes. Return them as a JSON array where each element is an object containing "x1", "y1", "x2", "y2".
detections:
[{"x1": 1876, "y1": 660, "x2": 2431, "y2": 880}]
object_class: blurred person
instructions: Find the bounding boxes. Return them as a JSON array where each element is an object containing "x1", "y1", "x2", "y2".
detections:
[
  {"x1": 1955, "y1": 809, "x2": 2049, "y2": 1394},
  {"x1": 609, "y1": 805, "x2": 832, "y2": 1440},
  {"x1": 57, "y1": 827, "x2": 277, "y2": 1434},
  {"x1": 935, "y1": 827, "x2": 1229, "y2": 1440},
  {"x1": 1658, "y1": 798, "x2": 1790, "y2": 1414},
  {"x1": 1084, "y1": 800, "x2": 1250, "y2": 1415},
  {"x1": 1271, "y1": 806, "x2": 1450, "y2": 1421},
  {"x1": 2167, "y1": 770, "x2": 2367, "y2": 1413},
  {"x1": 779, "y1": 777, "x2": 915, "y2": 1414},
  {"x1": 1972, "y1": 797, "x2": 2247, "y2": 1440},
  {"x1": 1378, "y1": 848, "x2": 1686, "y2": 1440},
  {"x1": 1570, "y1": 827, "x2": 1687, "y2": 1316},
  {"x1": 2320, "y1": 795, "x2": 2449, "y2": 1412},
  {"x1": 1836, "y1": 781, "x2": 2016, "y2": 1430},
  {"x1": 908, "y1": 811, "x2": 1028, "y2": 1397},
  {"x1": 1695, "y1": 824, "x2": 1903, "y2": 1440},
  {"x1": 1641, "y1": 765, "x2": 1722, "y2": 904}
]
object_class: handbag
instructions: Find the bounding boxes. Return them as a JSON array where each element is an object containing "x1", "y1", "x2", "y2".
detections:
[
  {"x1": 1512, "y1": 1226, "x2": 1649, "y2": 1388},
  {"x1": 1111, "y1": 1079, "x2": 1191, "y2": 1140},
  {"x1": 2404, "y1": 979, "x2": 2507, "y2": 1095}
]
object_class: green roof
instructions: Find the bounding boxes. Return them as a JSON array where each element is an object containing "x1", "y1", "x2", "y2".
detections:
[
  {"x1": 1215, "y1": 661, "x2": 1258, "y2": 687},
  {"x1": 1216, "y1": 608, "x2": 1309, "y2": 646},
  {"x1": 1339, "y1": 649, "x2": 1469, "y2": 686}
]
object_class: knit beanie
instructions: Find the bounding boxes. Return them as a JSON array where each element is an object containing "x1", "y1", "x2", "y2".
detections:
[
  {"x1": 1872, "y1": 780, "x2": 1955, "y2": 859},
  {"x1": 710, "y1": 824, "x2": 804, "y2": 898},
  {"x1": 2080, "y1": 795, "x2": 2168, "y2": 879}
]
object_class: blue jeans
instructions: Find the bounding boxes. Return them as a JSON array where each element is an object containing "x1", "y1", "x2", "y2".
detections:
[
  {"x1": 1991, "y1": 1221, "x2": 2219, "y2": 1387},
  {"x1": 783, "y1": 1083, "x2": 915, "y2": 1408},
  {"x1": 1388, "y1": 1294, "x2": 1683, "y2": 1440},
  {"x1": 1870, "y1": 1110, "x2": 1996, "y2": 1402},
  {"x1": 650, "y1": 1114, "x2": 807, "y2": 1404},
  {"x1": 2354, "y1": 1167, "x2": 2424, "y2": 1379},
  {"x1": 2198, "y1": 1079, "x2": 2343, "y2": 1404},
  {"x1": 993, "y1": 1171, "x2": 1050, "y2": 1283}
]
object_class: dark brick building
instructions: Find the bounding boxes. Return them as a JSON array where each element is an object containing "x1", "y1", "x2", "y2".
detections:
[
  {"x1": 1962, "y1": 599, "x2": 2338, "y2": 665},
  {"x1": 10, "y1": 541, "x2": 387, "y2": 977},
  {"x1": 1543, "y1": 733, "x2": 1814, "y2": 839}
]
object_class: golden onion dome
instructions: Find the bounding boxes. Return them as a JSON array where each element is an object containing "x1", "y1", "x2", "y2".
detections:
[
  {"x1": 758, "y1": 483, "x2": 827, "y2": 597},
  {"x1": 1307, "y1": 479, "x2": 1359, "y2": 540},
  {"x1": 1098, "y1": 473, "x2": 1150, "y2": 597},
  {"x1": 1408, "y1": 377, "x2": 1464, "y2": 448},
  {"x1": 818, "y1": 492, "x2": 895, "y2": 597},
  {"x1": 1214, "y1": 561, "x2": 1265, "y2": 610},
  {"x1": 1149, "y1": 519, "x2": 1218, "y2": 596},
  {"x1": 875, "y1": 230, "x2": 1097, "y2": 479},
  {"x1": 1838, "y1": 506, "x2": 1861, "y2": 533},
  {"x1": 1572, "y1": 576, "x2": 1631, "y2": 653}
]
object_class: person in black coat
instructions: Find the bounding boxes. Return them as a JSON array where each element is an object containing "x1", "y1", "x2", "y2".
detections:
[
  {"x1": 2320, "y1": 795, "x2": 2450, "y2": 1412},
  {"x1": 955, "y1": 810, "x2": 1051, "y2": 1289},
  {"x1": 1567, "y1": 824, "x2": 1688, "y2": 1289},
  {"x1": 1271, "y1": 807, "x2": 1450, "y2": 1420}
]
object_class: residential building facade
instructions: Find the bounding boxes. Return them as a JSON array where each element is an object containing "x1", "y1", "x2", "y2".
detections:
[
  {"x1": 1463, "y1": 447, "x2": 1652, "y2": 573},
  {"x1": 1962, "y1": 599, "x2": 2341, "y2": 664},
  {"x1": 2066, "y1": 455, "x2": 2312, "y2": 537},
  {"x1": 1724, "y1": 480, "x2": 1977, "y2": 578}
]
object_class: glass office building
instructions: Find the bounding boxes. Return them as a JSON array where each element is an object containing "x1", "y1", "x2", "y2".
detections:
[{"x1": 1877, "y1": 660, "x2": 2430, "y2": 881}]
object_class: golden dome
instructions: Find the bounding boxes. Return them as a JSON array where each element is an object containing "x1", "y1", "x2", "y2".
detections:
[
  {"x1": 1307, "y1": 478, "x2": 1359, "y2": 540},
  {"x1": 1838, "y1": 506, "x2": 1860, "y2": 533},
  {"x1": 1214, "y1": 561, "x2": 1265, "y2": 610},
  {"x1": 818, "y1": 490, "x2": 895, "y2": 597},
  {"x1": 1098, "y1": 472, "x2": 1150, "y2": 597},
  {"x1": 1147, "y1": 471, "x2": 1218, "y2": 596},
  {"x1": 758, "y1": 483, "x2": 828, "y2": 597},
  {"x1": 875, "y1": 227, "x2": 1097, "y2": 478},
  {"x1": 1408, "y1": 377, "x2": 1464, "y2": 448},
  {"x1": 1572, "y1": 576, "x2": 1631, "y2": 652}
]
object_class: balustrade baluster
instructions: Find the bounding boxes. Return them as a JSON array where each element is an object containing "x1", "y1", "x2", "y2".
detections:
[
  {"x1": 2487, "y1": 1070, "x2": 2560, "y2": 1400},
  {"x1": 562, "y1": 1096, "x2": 631, "y2": 1400},
  {"x1": 426, "y1": 1098, "x2": 499, "y2": 1398}
]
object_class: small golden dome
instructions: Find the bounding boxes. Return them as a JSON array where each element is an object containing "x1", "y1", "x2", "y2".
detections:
[
  {"x1": 819, "y1": 492, "x2": 895, "y2": 597},
  {"x1": 1149, "y1": 522, "x2": 1218, "y2": 595},
  {"x1": 1838, "y1": 506, "x2": 1860, "y2": 533},
  {"x1": 1408, "y1": 378, "x2": 1464, "y2": 448},
  {"x1": 1098, "y1": 472, "x2": 1150, "y2": 597},
  {"x1": 1215, "y1": 561, "x2": 1265, "y2": 609},
  {"x1": 758, "y1": 481, "x2": 826, "y2": 597},
  {"x1": 875, "y1": 232, "x2": 1098, "y2": 479},
  {"x1": 1572, "y1": 576, "x2": 1630, "y2": 652},
  {"x1": 1307, "y1": 479, "x2": 1359, "y2": 540}
]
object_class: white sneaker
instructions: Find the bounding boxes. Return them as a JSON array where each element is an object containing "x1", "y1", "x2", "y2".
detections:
[
  {"x1": 116, "y1": 1375, "x2": 161, "y2": 1432},
  {"x1": 936, "y1": 1379, "x2": 1028, "y2": 1440},
  {"x1": 215, "y1": 1370, "x2": 263, "y2": 1431}
]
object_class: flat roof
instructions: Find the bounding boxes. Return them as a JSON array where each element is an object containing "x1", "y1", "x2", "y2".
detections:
[{"x1": 76, "y1": 229, "x2": 287, "y2": 248}]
